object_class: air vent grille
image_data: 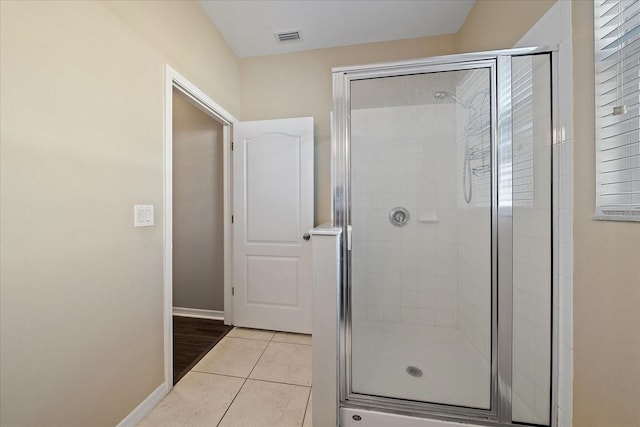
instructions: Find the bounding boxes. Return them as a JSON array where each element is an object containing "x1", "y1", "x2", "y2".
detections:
[{"x1": 274, "y1": 31, "x2": 301, "y2": 43}]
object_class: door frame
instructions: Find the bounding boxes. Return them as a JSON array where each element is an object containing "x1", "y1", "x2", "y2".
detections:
[{"x1": 163, "y1": 65, "x2": 237, "y2": 391}]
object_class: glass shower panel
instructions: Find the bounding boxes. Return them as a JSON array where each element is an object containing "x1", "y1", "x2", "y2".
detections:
[
  {"x1": 349, "y1": 68, "x2": 493, "y2": 409},
  {"x1": 511, "y1": 54, "x2": 552, "y2": 425}
]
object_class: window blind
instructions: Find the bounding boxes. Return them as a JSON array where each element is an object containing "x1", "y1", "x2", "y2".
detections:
[
  {"x1": 512, "y1": 55, "x2": 535, "y2": 207},
  {"x1": 594, "y1": 0, "x2": 640, "y2": 221}
]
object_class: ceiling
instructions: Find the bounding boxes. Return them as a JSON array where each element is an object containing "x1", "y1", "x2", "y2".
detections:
[{"x1": 198, "y1": 0, "x2": 475, "y2": 59}]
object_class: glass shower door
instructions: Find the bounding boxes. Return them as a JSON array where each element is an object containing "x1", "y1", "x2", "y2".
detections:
[{"x1": 348, "y1": 65, "x2": 494, "y2": 409}]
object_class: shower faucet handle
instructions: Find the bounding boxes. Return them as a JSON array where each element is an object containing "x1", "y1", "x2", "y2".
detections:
[{"x1": 389, "y1": 207, "x2": 410, "y2": 227}]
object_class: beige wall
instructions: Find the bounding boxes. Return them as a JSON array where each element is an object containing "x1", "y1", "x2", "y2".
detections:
[
  {"x1": 0, "y1": 1, "x2": 239, "y2": 426},
  {"x1": 2, "y1": 0, "x2": 639, "y2": 426},
  {"x1": 571, "y1": 3, "x2": 640, "y2": 427},
  {"x1": 172, "y1": 89, "x2": 225, "y2": 311},
  {"x1": 240, "y1": 35, "x2": 457, "y2": 224},
  {"x1": 456, "y1": 0, "x2": 556, "y2": 53},
  {"x1": 105, "y1": 0, "x2": 240, "y2": 115}
]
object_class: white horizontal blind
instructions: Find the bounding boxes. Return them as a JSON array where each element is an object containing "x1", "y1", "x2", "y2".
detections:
[
  {"x1": 512, "y1": 55, "x2": 535, "y2": 207},
  {"x1": 595, "y1": 0, "x2": 640, "y2": 221}
]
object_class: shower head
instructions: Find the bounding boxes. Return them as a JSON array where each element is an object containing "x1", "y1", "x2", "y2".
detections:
[
  {"x1": 433, "y1": 91, "x2": 451, "y2": 100},
  {"x1": 433, "y1": 91, "x2": 471, "y2": 109}
]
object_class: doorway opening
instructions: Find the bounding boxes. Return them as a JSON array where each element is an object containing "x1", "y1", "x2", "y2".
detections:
[
  {"x1": 164, "y1": 65, "x2": 236, "y2": 391},
  {"x1": 171, "y1": 87, "x2": 230, "y2": 384}
]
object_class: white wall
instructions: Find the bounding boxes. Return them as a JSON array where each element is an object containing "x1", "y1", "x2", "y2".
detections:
[{"x1": 350, "y1": 102, "x2": 458, "y2": 328}]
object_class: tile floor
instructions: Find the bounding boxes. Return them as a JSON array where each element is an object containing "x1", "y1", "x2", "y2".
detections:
[{"x1": 139, "y1": 327, "x2": 313, "y2": 427}]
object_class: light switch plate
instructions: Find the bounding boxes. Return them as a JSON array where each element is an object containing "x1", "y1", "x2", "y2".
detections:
[{"x1": 134, "y1": 205, "x2": 154, "y2": 227}]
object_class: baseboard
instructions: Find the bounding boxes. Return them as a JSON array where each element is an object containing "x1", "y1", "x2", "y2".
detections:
[
  {"x1": 173, "y1": 307, "x2": 224, "y2": 320},
  {"x1": 116, "y1": 383, "x2": 167, "y2": 427}
]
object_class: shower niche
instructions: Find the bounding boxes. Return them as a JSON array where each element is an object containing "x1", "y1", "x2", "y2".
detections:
[{"x1": 332, "y1": 49, "x2": 556, "y2": 426}]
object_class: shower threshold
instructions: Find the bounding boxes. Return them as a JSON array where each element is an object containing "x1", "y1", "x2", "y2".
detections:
[{"x1": 341, "y1": 407, "x2": 482, "y2": 427}]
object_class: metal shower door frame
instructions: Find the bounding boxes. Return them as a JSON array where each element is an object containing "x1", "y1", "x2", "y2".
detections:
[{"x1": 331, "y1": 47, "x2": 558, "y2": 427}]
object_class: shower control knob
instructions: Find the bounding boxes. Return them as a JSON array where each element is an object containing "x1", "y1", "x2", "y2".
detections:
[
  {"x1": 303, "y1": 233, "x2": 311, "y2": 241},
  {"x1": 389, "y1": 207, "x2": 410, "y2": 227}
]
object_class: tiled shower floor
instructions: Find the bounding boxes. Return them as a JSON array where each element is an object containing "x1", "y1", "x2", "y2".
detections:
[
  {"x1": 138, "y1": 327, "x2": 312, "y2": 427},
  {"x1": 351, "y1": 322, "x2": 490, "y2": 408}
]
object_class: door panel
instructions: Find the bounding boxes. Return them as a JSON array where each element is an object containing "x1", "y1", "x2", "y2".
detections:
[
  {"x1": 348, "y1": 68, "x2": 493, "y2": 409},
  {"x1": 246, "y1": 133, "x2": 301, "y2": 243},
  {"x1": 233, "y1": 117, "x2": 314, "y2": 334},
  {"x1": 246, "y1": 256, "x2": 299, "y2": 306}
]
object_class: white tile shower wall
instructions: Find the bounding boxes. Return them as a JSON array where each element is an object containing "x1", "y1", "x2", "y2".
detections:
[
  {"x1": 351, "y1": 104, "x2": 459, "y2": 328},
  {"x1": 516, "y1": 1, "x2": 573, "y2": 426},
  {"x1": 455, "y1": 69, "x2": 493, "y2": 364}
]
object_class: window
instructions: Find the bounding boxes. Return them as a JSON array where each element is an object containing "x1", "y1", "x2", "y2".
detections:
[{"x1": 594, "y1": 0, "x2": 640, "y2": 221}]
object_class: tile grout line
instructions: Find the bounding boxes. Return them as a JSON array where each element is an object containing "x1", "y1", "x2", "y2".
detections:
[
  {"x1": 190, "y1": 370, "x2": 248, "y2": 380},
  {"x1": 177, "y1": 328, "x2": 312, "y2": 427},
  {"x1": 301, "y1": 386, "x2": 312, "y2": 427},
  {"x1": 192, "y1": 369, "x2": 311, "y2": 388},
  {"x1": 215, "y1": 335, "x2": 272, "y2": 427},
  {"x1": 189, "y1": 326, "x2": 251, "y2": 427},
  {"x1": 229, "y1": 329, "x2": 311, "y2": 345},
  {"x1": 246, "y1": 377, "x2": 312, "y2": 389},
  {"x1": 214, "y1": 376, "x2": 249, "y2": 427},
  {"x1": 273, "y1": 341, "x2": 312, "y2": 346},
  {"x1": 246, "y1": 338, "x2": 272, "y2": 379},
  {"x1": 249, "y1": 338, "x2": 313, "y2": 388},
  {"x1": 224, "y1": 336, "x2": 272, "y2": 342}
]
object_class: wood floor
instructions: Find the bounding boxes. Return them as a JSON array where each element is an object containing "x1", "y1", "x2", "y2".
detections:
[{"x1": 173, "y1": 316, "x2": 233, "y2": 384}]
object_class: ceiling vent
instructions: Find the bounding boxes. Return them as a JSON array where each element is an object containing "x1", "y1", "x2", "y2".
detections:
[{"x1": 274, "y1": 30, "x2": 302, "y2": 44}]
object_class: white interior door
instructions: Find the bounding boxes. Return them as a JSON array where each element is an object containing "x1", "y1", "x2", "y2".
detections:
[{"x1": 233, "y1": 117, "x2": 314, "y2": 333}]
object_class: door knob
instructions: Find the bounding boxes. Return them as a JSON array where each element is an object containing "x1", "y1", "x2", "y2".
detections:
[{"x1": 303, "y1": 233, "x2": 311, "y2": 241}]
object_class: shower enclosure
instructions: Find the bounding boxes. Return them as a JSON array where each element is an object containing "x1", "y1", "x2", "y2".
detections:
[{"x1": 331, "y1": 48, "x2": 557, "y2": 426}]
